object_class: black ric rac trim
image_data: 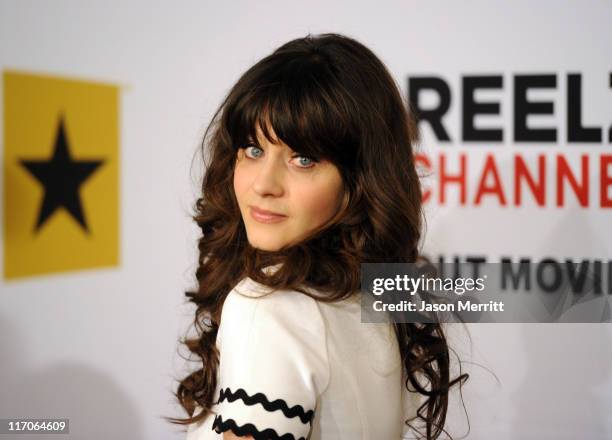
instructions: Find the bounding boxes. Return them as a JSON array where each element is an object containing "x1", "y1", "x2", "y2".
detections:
[
  {"x1": 212, "y1": 415, "x2": 307, "y2": 440},
  {"x1": 217, "y1": 387, "x2": 314, "y2": 424}
]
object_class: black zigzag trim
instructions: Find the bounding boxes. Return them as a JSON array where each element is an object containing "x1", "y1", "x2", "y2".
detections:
[
  {"x1": 212, "y1": 415, "x2": 306, "y2": 440},
  {"x1": 218, "y1": 387, "x2": 314, "y2": 424}
]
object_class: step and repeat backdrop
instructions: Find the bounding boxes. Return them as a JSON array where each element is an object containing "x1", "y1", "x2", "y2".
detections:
[{"x1": 1, "y1": 1, "x2": 610, "y2": 439}]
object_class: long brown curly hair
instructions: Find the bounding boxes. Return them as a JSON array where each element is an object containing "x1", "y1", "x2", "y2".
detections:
[{"x1": 168, "y1": 32, "x2": 468, "y2": 439}]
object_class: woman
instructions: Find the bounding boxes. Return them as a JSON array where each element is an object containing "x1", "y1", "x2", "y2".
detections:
[{"x1": 169, "y1": 32, "x2": 467, "y2": 439}]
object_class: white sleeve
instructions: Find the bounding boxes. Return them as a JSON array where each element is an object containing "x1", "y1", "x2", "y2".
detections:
[{"x1": 211, "y1": 283, "x2": 330, "y2": 440}]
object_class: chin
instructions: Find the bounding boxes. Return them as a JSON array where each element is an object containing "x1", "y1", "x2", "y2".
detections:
[
  {"x1": 247, "y1": 235, "x2": 287, "y2": 252},
  {"x1": 250, "y1": 241, "x2": 284, "y2": 252}
]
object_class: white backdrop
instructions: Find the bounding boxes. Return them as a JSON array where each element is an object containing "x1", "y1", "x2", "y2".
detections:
[{"x1": 0, "y1": 1, "x2": 611, "y2": 439}]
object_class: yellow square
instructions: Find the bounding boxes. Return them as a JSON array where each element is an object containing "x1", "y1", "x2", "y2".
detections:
[{"x1": 3, "y1": 70, "x2": 120, "y2": 279}]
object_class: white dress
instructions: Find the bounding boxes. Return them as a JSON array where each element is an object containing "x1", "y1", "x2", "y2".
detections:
[{"x1": 186, "y1": 268, "x2": 421, "y2": 440}]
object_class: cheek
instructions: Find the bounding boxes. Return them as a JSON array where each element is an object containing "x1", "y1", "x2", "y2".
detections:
[
  {"x1": 294, "y1": 179, "x2": 343, "y2": 222},
  {"x1": 233, "y1": 165, "x2": 249, "y2": 204}
]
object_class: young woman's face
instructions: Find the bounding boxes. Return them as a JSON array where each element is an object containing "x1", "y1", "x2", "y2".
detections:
[{"x1": 233, "y1": 123, "x2": 345, "y2": 251}]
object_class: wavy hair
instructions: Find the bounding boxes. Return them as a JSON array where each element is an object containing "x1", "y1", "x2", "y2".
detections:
[{"x1": 168, "y1": 32, "x2": 468, "y2": 439}]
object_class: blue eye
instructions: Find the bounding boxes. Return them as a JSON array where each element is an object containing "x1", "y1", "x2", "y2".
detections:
[
  {"x1": 244, "y1": 145, "x2": 263, "y2": 158},
  {"x1": 240, "y1": 143, "x2": 317, "y2": 169},
  {"x1": 294, "y1": 155, "x2": 315, "y2": 168}
]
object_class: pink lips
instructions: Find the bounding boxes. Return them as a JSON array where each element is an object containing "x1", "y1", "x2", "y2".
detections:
[{"x1": 249, "y1": 206, "x2": 288, "y2": 224}]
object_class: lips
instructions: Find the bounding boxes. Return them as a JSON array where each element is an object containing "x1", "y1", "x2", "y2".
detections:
[
  {"x1": 251, "y1": 206, "x2": 285, "y2": 216},
  {"x1": 249, "y1": 205, "x2": 287, "y2": 224}
]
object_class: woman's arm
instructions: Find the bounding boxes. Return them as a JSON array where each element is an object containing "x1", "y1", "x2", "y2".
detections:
[{"x1": 214, "y1": 287, "x2": 327, "y2": 440}]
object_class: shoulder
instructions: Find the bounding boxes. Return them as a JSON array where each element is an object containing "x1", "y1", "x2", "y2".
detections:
[
  {"x1": 221, "y1": 277, "x2": 326, "y2": 335},
  {"x1": 218, "y1": 277, "x2": 329, "y2": 367}
]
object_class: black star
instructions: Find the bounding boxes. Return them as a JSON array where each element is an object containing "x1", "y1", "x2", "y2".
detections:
[{"x1": 19, "y1": 115, "x2": 104, "y2": 234}]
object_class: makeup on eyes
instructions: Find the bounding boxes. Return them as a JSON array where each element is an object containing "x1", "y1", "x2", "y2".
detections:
[{"x1": 240, "y1": 143, "x2": 318, "y2": 169}]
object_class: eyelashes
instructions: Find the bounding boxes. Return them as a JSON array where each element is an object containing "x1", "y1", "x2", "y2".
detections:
[{"x1": 239, "y1": 143, "x2": 318, "y2": 169}]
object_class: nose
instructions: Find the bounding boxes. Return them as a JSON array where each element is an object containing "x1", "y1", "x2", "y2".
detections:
[{"x1": 251, "y1": 154, "x2": 285, "y2": 197}]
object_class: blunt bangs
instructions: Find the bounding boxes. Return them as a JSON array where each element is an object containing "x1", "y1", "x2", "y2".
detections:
[{"x1": 224, "y1": 53, "x2": 358, "y2": 167}]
